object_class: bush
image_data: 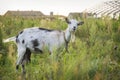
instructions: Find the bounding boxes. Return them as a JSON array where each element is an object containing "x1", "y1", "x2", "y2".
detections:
[{"x1": 0, "y1": 17, "x2": 120, "y2": 80}]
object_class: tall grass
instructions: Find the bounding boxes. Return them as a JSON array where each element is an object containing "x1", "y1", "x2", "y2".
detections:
[{"x1": 0, "y1": 16, "x2": 120, "y2": 80}]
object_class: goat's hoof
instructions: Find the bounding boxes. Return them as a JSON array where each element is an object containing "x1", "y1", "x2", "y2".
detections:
[{"x1": 22, "y1": 70, "x2": 26, "y2": 74}]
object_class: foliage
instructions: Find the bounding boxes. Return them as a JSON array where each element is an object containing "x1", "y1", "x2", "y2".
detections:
[{"x1": 0, "y1": 16, "x2": 120, "y2": 80}]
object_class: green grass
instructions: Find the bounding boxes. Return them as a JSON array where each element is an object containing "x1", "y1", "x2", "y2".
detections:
[{"x1": 0, "y1": 16, "x2": 120, "y2": 80}]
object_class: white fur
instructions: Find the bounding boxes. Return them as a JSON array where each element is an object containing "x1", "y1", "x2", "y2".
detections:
[{"x1": 3, "y1": 18, "x2": 84, "y2": 72}]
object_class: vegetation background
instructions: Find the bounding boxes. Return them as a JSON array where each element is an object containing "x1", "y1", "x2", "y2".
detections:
[{"x1": 0, "y1": 16, "x2": 120, "y2": 80}]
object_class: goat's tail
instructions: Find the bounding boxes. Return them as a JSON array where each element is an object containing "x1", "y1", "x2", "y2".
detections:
[{"x1": 3, "y1": 36, "x2": 16, "y2": 43}]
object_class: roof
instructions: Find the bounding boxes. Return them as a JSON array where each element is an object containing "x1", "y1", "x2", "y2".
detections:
[
  {"x1": 68, "y1": 12, "x2": 92, "y2": 19},
  {"x1": 86, "y1": 0, "x2": 120, "y2": 18},
  {"x1": 68, "y1": 12, "x2": 83, "y2": 18},
  {"x1": 4, "y1": 10, "x2": 44, "y2": 18}
]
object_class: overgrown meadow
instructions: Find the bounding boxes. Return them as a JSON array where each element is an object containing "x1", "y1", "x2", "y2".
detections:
[{"x1": 0, "y1": 16, "x2": 120, "y2": 80}]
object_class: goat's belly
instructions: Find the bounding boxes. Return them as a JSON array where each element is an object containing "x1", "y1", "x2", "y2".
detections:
[{"x1": 49, "y1": 41, "x2": 65, "y2": 51}]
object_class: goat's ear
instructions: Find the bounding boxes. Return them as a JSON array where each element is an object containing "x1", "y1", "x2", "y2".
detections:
[
  {"x1": 77, "y1": 21, "x2": 84, "y2": 26},
  {"x1": 65, "y1": 18, "x2": 71, "y2": 24}
]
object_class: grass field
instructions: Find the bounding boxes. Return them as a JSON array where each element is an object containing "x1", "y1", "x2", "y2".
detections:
[{"x1": 0, "y1": 16, "x2": 120, "y2": 80}]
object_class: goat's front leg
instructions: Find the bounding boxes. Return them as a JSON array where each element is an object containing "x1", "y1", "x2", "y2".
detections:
[{"x1": 65, "y1": 42, "x2": 69, "y2": 53}]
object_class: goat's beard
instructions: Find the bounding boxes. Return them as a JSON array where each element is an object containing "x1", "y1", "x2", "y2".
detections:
[{"x1": 71, "y1": 32, "x2": 76, "y2": 43}]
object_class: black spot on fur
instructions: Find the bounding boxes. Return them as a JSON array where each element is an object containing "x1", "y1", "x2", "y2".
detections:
[
  {"x1": 32, "y1": 39, "x2": 39, "y2": 47},
  {"x1": 34, "y1": 48, "x2": 43, "y2": 53},
  {"x1": 16, "y1": 31, "x2": 24, "y2": 43},
  {"x1": 20, "y1": 31, "x2": 23, "y2": 34},
  {"x1": 22, "y1": 40, "x2": 25, "y2": 44},
  {"x1": 30, "y1": 36, "x2": 33, "y2": 38},
  {"x1": 16, "y1": 35, "x2": 18, "y2": 38},
  {"x1": 16, "y1": 35, "x2": 19, "y2": 43},
  {"x1": 38, "y1": 28, "x2": 54, "y2": 32}
]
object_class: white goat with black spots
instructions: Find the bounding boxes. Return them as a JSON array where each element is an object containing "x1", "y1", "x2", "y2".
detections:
[{"x1": 4, "y1": 18, "x2": 84, "y2": 73}]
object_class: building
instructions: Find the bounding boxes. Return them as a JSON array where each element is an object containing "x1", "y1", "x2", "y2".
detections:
[
  {"x1": 86, "y1": 0, "x2": 120, "y2": 19},
  {"x1": 4, "y1": 10, "x2": 45, "y2": 19},
  {"x1": 68, "y1": 12, "x2": 92, "y2": 19},
  {"x1": 4, "y1": 11, "x2": 66, "y2": 20}
]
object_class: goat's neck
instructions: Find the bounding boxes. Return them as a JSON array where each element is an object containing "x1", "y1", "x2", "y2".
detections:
[{"x1": 64, "y1": 27, "x2": 71, "y2": 43}]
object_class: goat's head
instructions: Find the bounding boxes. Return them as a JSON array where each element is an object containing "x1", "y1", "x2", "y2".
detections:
[{"x1": 66, "y1": 18, "x2": 84, "y2": 32}]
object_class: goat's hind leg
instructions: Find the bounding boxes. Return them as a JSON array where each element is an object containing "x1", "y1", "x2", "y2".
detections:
[
  {"x1": 16, "y1": 47, "x2": 26, "y2": 72},
  {"x1": 25, "y1": 48, "x2": 31, "y2": 63},
  {"x1": 21, "y1": 56, "x2": 27, "y2": 74},
  {"x1": 21, "y1": 48, "x2": 31, "y2": 74}
]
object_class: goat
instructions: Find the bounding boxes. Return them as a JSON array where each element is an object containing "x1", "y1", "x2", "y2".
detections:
[{"x1": 3, "y1": 18, "x2": 84, "y2": 73}]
